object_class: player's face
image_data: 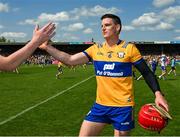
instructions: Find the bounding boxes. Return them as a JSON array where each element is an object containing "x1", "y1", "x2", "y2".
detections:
[{"x1": 101, "y1": 18, "x2": 119, "y2": 39}]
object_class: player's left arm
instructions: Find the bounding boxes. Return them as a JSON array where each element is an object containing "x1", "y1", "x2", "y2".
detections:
[
  {"x1": 134, "y1": 59, "x2": 169, "y2": 111},
  {"x1": 129, "y1": 43, "x2": 169, "y2": 112},
  {"x1": 135, "y1": 59, "x2": 160, "y2": 93}
]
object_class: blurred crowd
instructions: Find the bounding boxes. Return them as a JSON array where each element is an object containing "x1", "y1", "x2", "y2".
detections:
[
  {"x1": 1, "y1": 53, "x2": 179, "y2": 79},
  {"x1": 134, "y1": 54, "x2": 179, "y2": 80}
]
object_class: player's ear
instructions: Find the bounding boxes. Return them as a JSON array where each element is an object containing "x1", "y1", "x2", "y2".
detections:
[{"x1": 116, "y1": 24, "x2": 120, "y2": 34}]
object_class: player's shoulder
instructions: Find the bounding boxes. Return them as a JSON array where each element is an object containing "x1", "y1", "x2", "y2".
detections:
[
  {"x1": 93, "y1": 42, "x2": 104, "y2": 48},
  {"x1": 120, "y1": 40, "x2": 136, "y2": 49}
]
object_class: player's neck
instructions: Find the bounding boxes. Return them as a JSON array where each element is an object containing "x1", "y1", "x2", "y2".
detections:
[{"x1": 105, "y1": 36, "x2": 119, "y2": 47}]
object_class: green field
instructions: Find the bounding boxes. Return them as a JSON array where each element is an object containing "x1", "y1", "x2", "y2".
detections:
[{"x1": 0, "y1": 64, "x2": 179, "y2": 136}]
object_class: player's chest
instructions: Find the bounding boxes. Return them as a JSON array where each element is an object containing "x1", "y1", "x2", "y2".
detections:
[{"x1": 94, "y1": 48, "x2": 130, "y2": 62}]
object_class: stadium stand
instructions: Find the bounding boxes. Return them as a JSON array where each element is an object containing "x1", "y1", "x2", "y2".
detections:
[
  {"x1": 132, "y1": 41, "x2": 180, "y2": 55},
  {"x1": 0, "y1": 41, "x2": 179, "y2": 56},
  {"x1": 0, "y1": 42, "x2": 93, "y2": 55}
]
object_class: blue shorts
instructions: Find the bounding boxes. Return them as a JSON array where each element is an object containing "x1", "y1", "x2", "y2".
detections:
[{"x1": 85, "y1": 103, "x2": 134, "y2": 131}]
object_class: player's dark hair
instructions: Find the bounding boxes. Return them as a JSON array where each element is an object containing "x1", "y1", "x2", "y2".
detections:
[{"x1": 101, "y1": 14, "x2": 122, "y2": 33}]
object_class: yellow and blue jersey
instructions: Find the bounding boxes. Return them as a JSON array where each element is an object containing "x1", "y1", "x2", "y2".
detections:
[{"x1": 83, "y1": 40, "x2": 143, "y2": 107}]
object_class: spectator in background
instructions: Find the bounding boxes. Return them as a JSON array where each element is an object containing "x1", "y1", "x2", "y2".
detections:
[
  {"x1": 56, "y1": 61, "x2": 63, "y2": 79},
  {"x1": 168, "y1": 56, "x2": 176, "y2": 76},
  {"x1": 158, "y1": 54, "x2": 167, "y2": 80},
  {"x1": 151, "y1": 58, "x2": 158, "y2": 75},
  {"x1": 0, "y1": 22, "x2": 55, "y2": 71}
]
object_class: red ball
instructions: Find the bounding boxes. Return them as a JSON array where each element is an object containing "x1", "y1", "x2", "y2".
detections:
[{"x1": 138, "y1": 104, "x2": 167, "y2": 132}]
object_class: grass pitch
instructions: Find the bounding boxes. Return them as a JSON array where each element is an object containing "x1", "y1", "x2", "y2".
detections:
[{"x1": 0, "y1": 64, "x2": 179, "y2": 136}]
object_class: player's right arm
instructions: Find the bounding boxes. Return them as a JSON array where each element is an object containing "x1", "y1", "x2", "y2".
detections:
[{"x1": 39, "y1": 41, "x2": 89, "y2": 66}]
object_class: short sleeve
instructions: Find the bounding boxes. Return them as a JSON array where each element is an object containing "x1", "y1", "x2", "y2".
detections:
[
  {"x1": 83, "y1": 44, "x2": 96, "y2": 60},
  {"x1": 129, "y1": 44, "x2": 142, "y2": 64}
]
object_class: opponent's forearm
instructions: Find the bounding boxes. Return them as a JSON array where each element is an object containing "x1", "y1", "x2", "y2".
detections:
[{"x1": 4, "y1": 40, "x2": 40, "y2": 71}]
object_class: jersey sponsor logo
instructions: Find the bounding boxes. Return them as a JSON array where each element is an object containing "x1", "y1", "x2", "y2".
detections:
[
  {"x1": 103, "y1": 63, "x2": 115, "y2": 70},
  {"x1": 94, "y1": 61, "x2": 132, "y2": 77},
  {"x1": 97, "y1": 70, "x2": 124, "y2": 77}
]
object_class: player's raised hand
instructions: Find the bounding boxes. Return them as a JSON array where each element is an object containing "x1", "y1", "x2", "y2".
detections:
[{"x1": 31, "y1": 22, "x2": 56, "y2": 45}]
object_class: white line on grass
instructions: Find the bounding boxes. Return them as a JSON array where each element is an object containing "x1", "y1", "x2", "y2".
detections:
[{"x1": 0, "y1": 75, "x2": 95, "y2": 126}]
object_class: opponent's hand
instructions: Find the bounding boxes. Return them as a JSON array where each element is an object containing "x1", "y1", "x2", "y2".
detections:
[{"x1": 31, "y1": 22, "x2": 56, "y2": 45}]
